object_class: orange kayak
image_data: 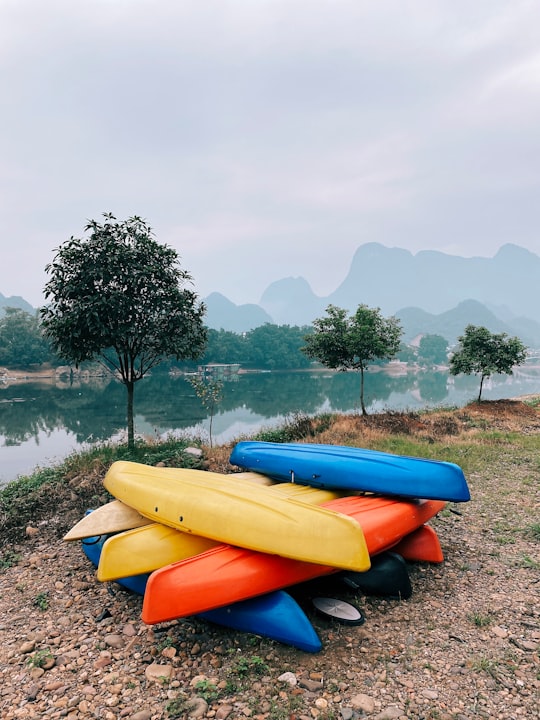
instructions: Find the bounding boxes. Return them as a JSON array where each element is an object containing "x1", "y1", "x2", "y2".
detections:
[{"x1": 142, "y1": 495, "x2": 445, "y2": 624}]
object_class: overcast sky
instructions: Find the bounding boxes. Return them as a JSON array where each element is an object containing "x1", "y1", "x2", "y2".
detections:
[{"x1": 1, "y1": 0, "x2": 540, "y2": 309}]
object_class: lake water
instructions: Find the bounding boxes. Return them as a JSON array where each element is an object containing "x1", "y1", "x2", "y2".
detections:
[{"x1": 2, "y1": 365, "x2": 540, "y2": 487}]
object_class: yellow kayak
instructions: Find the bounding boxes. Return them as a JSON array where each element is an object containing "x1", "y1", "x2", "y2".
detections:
[
  {"x1": 103, "y1": 461, "x2": 370, "y2": 571},
  {"x1": 64, "y1": 472, "x2": 274, "y2": 540},
  {"x1": 97, "y1": 481, "x2": 343, "y2": 581}
]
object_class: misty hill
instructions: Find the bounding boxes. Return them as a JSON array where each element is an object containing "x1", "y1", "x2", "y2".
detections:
[
  {"x1": 203, "y1": 292, "x2": 540, "y2": 347},
  {"x1": 396, "y1": 299, "x2": 540, "y2": 347},
  {"x1": 5, "y1": 243, "x2": 540, "y2": 345},
  {"x1": 259, "y1": 277, "x2": 327, "y2": 328},
  {"x1": 0, "y1": 293, "x2": 35, "y2": 316},
  {"x1": 204, "y1": 292, "x2": 273, "y2": 332},
  {"x1": 260, "y1": 242, "x2": 540, "y2": 328}
]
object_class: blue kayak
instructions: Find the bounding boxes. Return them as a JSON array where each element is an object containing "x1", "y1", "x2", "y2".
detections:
[
  {"x1": 229, "y1": 441, "x2": 470, "y2": 502},
  {"x1": 81, "y1": 533, "x2": 322, "y2": 653}
]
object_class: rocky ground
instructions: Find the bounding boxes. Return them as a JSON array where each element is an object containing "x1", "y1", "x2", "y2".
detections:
[{"x1": 1, "y1": 401, "x2": 539, "y2": 720}]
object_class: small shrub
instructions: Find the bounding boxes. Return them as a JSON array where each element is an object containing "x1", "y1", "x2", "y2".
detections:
[
  {"x1": 194, "y1": 679, "x2": 220, "y2": 702},
  {"x1": 255, "y1": 413, "x2": 334, "y2": 443},
  {"x1": 471, "y1": 656, "x2": 498, "y2": 675},
  {"x1": 469, "y1": 611, "x2": 493, "y2": 628},
  {"x1": 33, "y1": 592, "x2": 49, "y2": 611},
  {"x1": 156, "y1": 635, "x2": 176, "y2": 652},
  {"x1": 165, "y1": 696, "x2": 195, "y2": 718},
  {"x1": 0, "y1": 550, "x2": 21, "y2": 571},
  {"x1": 26, "y1": 648, "x2": 53, "y2": 668},
  {"x1": 230, "y1": 654, "x2": 269, "y2": 678}
]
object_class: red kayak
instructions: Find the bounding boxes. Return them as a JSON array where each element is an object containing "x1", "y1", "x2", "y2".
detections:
[{"x1": 142, "y1": 495, "x2": 445, "y2": 624}]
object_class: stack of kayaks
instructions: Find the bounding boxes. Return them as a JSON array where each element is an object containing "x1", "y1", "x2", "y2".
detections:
[{"x1": 64, "y1": 441, "x2": 470, "y2": 652}]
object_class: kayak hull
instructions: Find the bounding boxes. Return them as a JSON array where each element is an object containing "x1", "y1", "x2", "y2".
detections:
[
  {"x1": 64, "y1": 500, "x2": 152, "y2": 541},
  {"x1": 201, "y1": 591, "x2": 322, "y2": 653},
  {"x1": 65, "y1": 472, "x2": 301, "y2": 543},
  {"x1": 229, "y1": 441, "x2": 470, "y2": 502},
  {"x1": 393, "y1": 524, "x2": 444, "y2": 563},
  {"x1": 103, "y1": 461, "x2": 369, "y2": 571}
]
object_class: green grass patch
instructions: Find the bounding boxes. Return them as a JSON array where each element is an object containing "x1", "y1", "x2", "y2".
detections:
[
  {"x1": 0, "y1": 550, "x2": 21, "y2": 571},
  {"x1": 193, "y1": 679, "x2": 220, "y2": 702},
  {"x1": 165, "y1": 696, "x2": 195, "y2": 718},
  {"x1": 0, "y1": 436, "x2": 206, "y2": 543},
  {"x1": 518, "y1": 554, "x2": 539, "y2": 569},
  {"x1": 26, "y1": 648, "x2": 54, "y2": 668},
  {"x1": 365, "y1": 436, "x2": 493, "y2": 475},
  {"x1": 468, "y1": 611, "x2": 493, "y2": 628},
  {"x1": 228, "y1": 653, "x2": 269, "y2": 678},
  {"x1": 33, "y1": 591, "x2": 50, "y2": 611},
  {"x1": 524, "y1": 523, "x2": 540, "y2": 541}
]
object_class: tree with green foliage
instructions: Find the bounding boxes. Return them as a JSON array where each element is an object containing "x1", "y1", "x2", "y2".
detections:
[
  {"x1": 396, "y1": 344, "x2": 418, "y2": 365},
  {"x1": 0, "y1": 308, "x2": 52, "y2": 368},
  {"x1": 303, "y1": 304, "x2": 402, "y2": 415},
  {"x1": 449, "y1": 325, "x2": 527, "y2": 402},
  {"x1": 418, "y1": 334, "x2": 448, "y2": 367},
  {"x1": 246, "y1": 324, "x2": 312, "y2": 370},
  {"x1": 203, "y1": 328, "x2": 248, "y2": 365},
  {"x1": 41, "y1": 213, "x2": 207, "y2": 448}
]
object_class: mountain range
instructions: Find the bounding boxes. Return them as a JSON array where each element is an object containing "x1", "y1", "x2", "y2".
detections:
[
  {"x1": 3, "y1": 243, "x2": 540, "y2": 347},
  {"x1": 205, "y1": 243, "x2": 540, "y2": 346}
]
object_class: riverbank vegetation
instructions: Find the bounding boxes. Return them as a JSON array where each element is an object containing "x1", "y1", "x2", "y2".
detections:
[
  {"x1": 0, "y1": 303, "x2": 455, "y2": 374},
  {"x1": 2, "y1": 398, "x2": 540, "y2": 551}
]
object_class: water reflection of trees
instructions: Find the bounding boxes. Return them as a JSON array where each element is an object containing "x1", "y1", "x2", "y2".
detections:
[
  {"x1": 223, "y1": 372, "x2": 327, "y2": 417},
  {"x1": 417, "y1": 371, "x2": 448, "y2": 403},
  {"x1": 326, "y1": 371, "x2": 414, "y2": 412},
  {"x1": 0, "y1": 383, "x2": 67, "y2": 445},
  {"x1": 0, "y1": 380, "x2": 124, "y2": 445},
  {"x1": 0, "y1": 373, "x2": 328, "y2": 447},
  {"x1": 2, "y1": 368, "x2": 540, "y2": 449}
]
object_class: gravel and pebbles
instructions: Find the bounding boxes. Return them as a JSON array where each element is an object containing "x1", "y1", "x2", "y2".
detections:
[{"x1": 1, "y1": 404, "x2": 539, "y2": 720}]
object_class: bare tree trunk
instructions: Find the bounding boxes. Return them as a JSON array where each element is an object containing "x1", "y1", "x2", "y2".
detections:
[
  {"x1": 126, "y1": 380, "x2": 135, "y2": 449},
  {"x1": 360, "y1": 368, "x2": 367, "y2": 416},
  {"x1": 478, "y1": 374, "x2": 485, "y2": 402}
]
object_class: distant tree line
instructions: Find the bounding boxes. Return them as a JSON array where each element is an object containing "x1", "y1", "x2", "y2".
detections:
[
  {"x1": 0, "y1": 305, "x2": 522, "y2": 385},
  {"x1": 0, "y1": 315, "x2": 318, "y2": 372},
  {"x1": 0, "y1": 307, "x2": 57, "y2": 367},
  {"x1": 172, "y1": 325, "x2": 315, "y2": 371}
]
